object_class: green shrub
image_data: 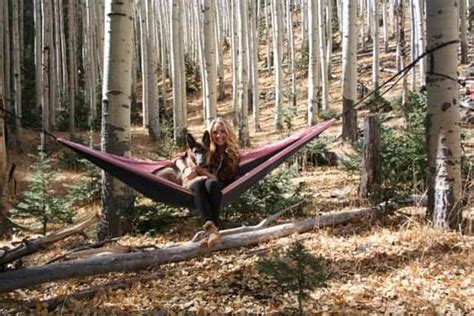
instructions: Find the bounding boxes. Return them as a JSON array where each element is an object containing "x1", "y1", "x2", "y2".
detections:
[
  {"x1": 225, "y1": 168, "x2": 311, "y2": 225},
  {"x1": 258, "y1": 241, "x2": 327, "y2": 315},
  {"x1": 11, "y1": 152, "x2": 74, "y2": 235},
  {"x1": 319, "y1": 108, "x2": 339, "y2": 121},
  {"x1": 63, "y1": 161, "x2": 101, "y2": 207}
]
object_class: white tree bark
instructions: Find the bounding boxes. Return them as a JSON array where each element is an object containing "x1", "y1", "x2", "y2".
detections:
[
  {"x1": 238, "y1": 0, "x2": 249, "y2": 145},
  {"x1": 41, "y1": 0, "x2": 51, "y2": 152},
  {"x1": 215, "y1": 1, "x2": 225, "y2": 101},
  {"x1": 372, "y1": 0, "x2": 380, "y2": 90},
  {"x1": 230, "y1": 0, "x2": 239, "y2": 126},
  {"x1": 170, "y1": 0, "x2": 187, "y2": 144},
  {"x1": 249, "y1": 0, "x2": 261, "y2": 131},
  {"x1": 307, "y1": 0, "x2": 320, "y2": 126},
  {"x1": 318, "y1": 0, "x2": 329, "y2": 112},
  {"x1": 203, "y1": 0, "x2": 217, "y2": 127},
  {"x1": 414, "y1": 0, "x2": 426, "y2": 87},
  {"x1": 341, "y1": 0, "x2": 358, "y2": 142},
  {"x1": 287, "y1": 0, "x2": 296, "y2": 107},
  {"x1": 99, "y1": 0, "x2": 135, "y2": 240},
  {"x1": 272, "y1": 0, "x2": 283, "y2": 130},
  {"x1": 426, "y1": 0, "x2": 462, "y2": 230}
]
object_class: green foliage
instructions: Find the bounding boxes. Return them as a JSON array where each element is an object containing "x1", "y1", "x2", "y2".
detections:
[
  {"x1": 258, "y1": 241, "x2": 327, "y2": 315},
  {"x1": 63, "y1": 161, "x2": 101, "y2": 208},
  {"x1": 342, "y1": 92, "x2": 428, "y2": 202},
  {"x1": 297, "y1": 40, "x2": 310, "y2": 72},
  {"x1": 184, "y1": 53, "x2": 201, "y2": 93},
  {"x1": 363, "y1": 92, "x2": 392, "y2": 113},
  {"x1": 225, "y1": 168, "x2": 311, "y2": 225},
  {"x1": 133, "y1": 204, "x2": 187, "y2": 235},
  {"x1": 282, "y1": 105, "x2": 298, "y2": 134},
  {"x1": 319, "y1": 108, "x2": 340, "y2": 121},
  {"x1": 57, "y1": 146, "x2": 92, "y2": 171},
  {"x1": 57, "y1": 89, "x2": 93, "y2": 131},
  {"x1": 11, "y1": 153, "x2": 74, "y2": 235},
  {"x1": 299, "y1": 138, "x2": 336, "y2": 168}
]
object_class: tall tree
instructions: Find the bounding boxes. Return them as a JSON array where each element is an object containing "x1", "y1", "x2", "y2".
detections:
[
  {"x1": 307, "y1": 0, "x2": 320, "y2": 126},
  {"x1": 0, "y1": 0, "x2": 10, "y2": 237},
  {"x1": 68, "y1": 0, "x2": 77, "y2": 138},
  {"x1": 41, "y1": 0, "x2": 52, "y2": 152},
  {"x1": 272, "y1": 0, "x2": 283, "y2": 130},
  {"x1": 372, "y1": 0, "x2": 380, "y2": 90},
  {"x1": 459, "y1": 0, "x2": 469, "y2": 64},
  {"x1": 249, "y1": 0, "x2": 260, "y2": 131},
  {"x1": 98, "y1": 0, "x2": 135, "y2": 240},
  {"x1": 237, "y1": 0, "x2": 249, "y2": 145},
  {"x1": 203, "y1": 0, "x2": 217, "y2": 127},
  {"x1": 341, "y1": 0, "x2": 358, "y2": 142},
  {"x1": 12, "y1": 0, "x2": 23, "y2": 147},
  {"x1": 170, "y1": 0, "x2": 187, "y2": 144},
  {"x1": 425, "y1": 0, "x2": 462, "y2": 230}
]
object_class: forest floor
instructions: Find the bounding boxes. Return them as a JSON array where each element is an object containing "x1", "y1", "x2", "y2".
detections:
[{"x1": 1, "y1": 27, "x2": 474, "y2": 314}]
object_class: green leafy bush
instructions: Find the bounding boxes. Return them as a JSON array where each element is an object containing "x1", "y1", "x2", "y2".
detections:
[
  {"x1": 258, "y1": 241, "x2": 327, "y2": 315},
  {"x1": 11, "y1": 153, "x2": 74, "y2": 235},
  {"x1": 225, "y1": 168, "x2": 311, "y2": 225}
]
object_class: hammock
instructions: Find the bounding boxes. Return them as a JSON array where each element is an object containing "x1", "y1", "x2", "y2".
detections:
[{"x1": 58, "y1": 119, "x2": 335, "y2": 210}]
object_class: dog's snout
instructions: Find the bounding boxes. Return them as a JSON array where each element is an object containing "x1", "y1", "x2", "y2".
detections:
[{"x1": 195, "y1": 153, "x2": 205, "y2": 166}]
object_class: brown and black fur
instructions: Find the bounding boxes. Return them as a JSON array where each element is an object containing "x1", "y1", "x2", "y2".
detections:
[{"x1": 155, "y1": 131, "x2": 210, "y2": 188}]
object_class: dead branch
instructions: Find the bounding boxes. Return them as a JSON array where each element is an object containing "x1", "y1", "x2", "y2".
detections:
[
  {"x1": 0, "y1": 201, "x2": 404, "y2": 293},
  {"x1": 192, "y1": 202, "x2": 304, "y2": 241},
  {"x1": 0, "y1": 213, "x2": 97, "y2": 268}
]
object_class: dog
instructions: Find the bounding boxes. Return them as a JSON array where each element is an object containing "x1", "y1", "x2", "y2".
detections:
[{"x1": 155, "y1": 131, "x2": 210, "y2": 188}]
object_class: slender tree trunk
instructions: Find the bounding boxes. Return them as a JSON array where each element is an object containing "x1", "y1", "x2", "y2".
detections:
[
  {"x1": 12, "y1": 0, "x2": 23, "y2": 148},
  {"x1": 170, "y1": 0, "x2": 187, "y2": 144},
  {"x1": 272, "y1": 0, "x2": 283, "y2": 130},
  {"x1": 0, "y1": 0, "x2": 10, "y2": 237},
  {"x1": 230, "y1": 0, "x2": 239, "y2": 127},
  {"x1": 425, "y1": 0, "x2": 462, "y2": 230},
  {"x1": 34, "y1": 1, "x2": 42, "y2": 117},
  {"x1": 308, "y1": 0, "x2": 320, "y2": 126},
  {"x1": 459, "y1": 0, "x2": 469, "y2": 64},
  {"x1": 372, "y1": 0, "x2": 380, "y2": 90},
  {"x1": 203, "y1": 0, "x2": 217, "y2": 127},
  {"x1": 215, "y1": 1, "x2": 225, "y2": 101},
  {"x1": 68, "y1": 0, "x2": 77, "y2": 138},
  {"x1": 414, "y1": 0, "x2": 426, "y2": 87},
  {"x1": 341, "y1": 0, "x2": 358, "y2": 142},
  {"x1": 41, "y1": 0, "x2": 51, "y2": 152},
  {"x1": 98, "y1": 0, "x2": 135, "y2": 240},
  {"x1": 287, "y1": 0, "x2": 296, "y2": 107},
  {"x1": 318, "y1": 0, "x2": 329, "y2": 111},
  {"x1": 382, "y1": 0, "x2": 389, "y2": 53},
  {"x1": 238, "y1": 0, "x2": 249, "y2": 146},
  {"x1": 249, "y1": 0, "x2": 261, "y2": 132}
]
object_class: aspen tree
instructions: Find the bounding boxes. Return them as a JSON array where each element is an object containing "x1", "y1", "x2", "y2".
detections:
[
  {"x1": 426, "y1": 0, "x2": 462, "y2": 230},
  {"x1": 318, "y1": 0, "x2": 329, "y2": 111},
  {"x1": 341, "y1": 0, "x2": 358, "y2": 142},
  {"x1": 287, "y1": 0, "x2": 296, "y2": 107},
  {"x1": 68, "y1": 0, "x2": 77, "y2": 138},
  {"x1": 307, "y1": 0, "x2": 320, "y2": 126},
  {"x1": 41, "y1": 0, "x2": 51, "y2": 152},
  {"x1": 460, "y1": 0, "x2": 469, "y2": 64},
  {"x1": 170, "y1": 0, "x2": 187, "y2": 144},
  {"x1": 249, "y1": 0, "x2": 261, "y2": 131},
  {"x1": 99, "y1": 0, "x2": 135, "y2": 240},
  {"x1": 215, "y1": 1, "x2": 225, "y2": 101},
  {"x1": 382, "y1": 0, "x2": 389, "y2": 53},
  {"x1": 0, "y1": 0, "x2": 9, "y2": 236},
  {"x1": 414, "y1": 0, "x2": 426, "y2": 87},
  {"x1": 230, "y1": 0, "x2": 239, "y2": 126},
  {"x1": 238, "y1": 0, "x2": 250, "y2": 145},
  {"x1": 272, "y1": 0, "x2": 283, "y2": 130},
  {"x1": 12, "y1": 0, "x2": 23, "y2": 146},
  {"x1": 372, "y1": 0, "x2": 380, "y2": 90},
  {"x1": 203, "y1": 0, "x2": 217, "y2": 127}
]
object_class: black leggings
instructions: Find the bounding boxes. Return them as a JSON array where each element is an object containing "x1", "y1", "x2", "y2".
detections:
[{"x1": 189, "y1": 178, "x2": 224, "y2": 226}]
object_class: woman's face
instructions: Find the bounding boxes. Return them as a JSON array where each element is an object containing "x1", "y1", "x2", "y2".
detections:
[{"x1": 212, "y1": 122, "x2": 228, "y2": 147}]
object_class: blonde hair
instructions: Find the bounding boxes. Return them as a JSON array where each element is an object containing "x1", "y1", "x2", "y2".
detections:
[{"x1": 208, "y1": 117, "x2": 240, "y2": 168}]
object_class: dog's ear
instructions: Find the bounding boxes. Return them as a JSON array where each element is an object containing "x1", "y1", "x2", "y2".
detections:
[
  {"x1": 186, "y1": 133, "x2": 197, "y2": 147},
  {"x1": 202, "y1": 131, "x2": 211, "y2": 148}
]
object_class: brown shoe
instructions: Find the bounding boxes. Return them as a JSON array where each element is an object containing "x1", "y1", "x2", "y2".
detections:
[{"x1": 203, "y1": 221, "x2": 221, "y2": 249}]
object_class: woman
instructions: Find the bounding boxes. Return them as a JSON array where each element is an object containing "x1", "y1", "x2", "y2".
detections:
[{"x1": 177, "y1": 117, "x2": 240, "y2": 248}]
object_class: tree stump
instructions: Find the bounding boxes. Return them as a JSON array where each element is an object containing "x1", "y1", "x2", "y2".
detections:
[{"x1": 359, "y1": 115, "x2": 382, "y2": 198}]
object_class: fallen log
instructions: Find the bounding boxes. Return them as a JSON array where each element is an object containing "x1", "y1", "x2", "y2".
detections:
[
  {"x1": 0, "y1": 213, "x2": 97, "y2": 268},
  {"x1": 0, "y1": 203, "x2": 400, "y2": 293}
]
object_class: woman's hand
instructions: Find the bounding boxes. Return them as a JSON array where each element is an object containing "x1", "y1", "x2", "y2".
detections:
[
  {"x1": 183, "y1": 167, "x2": 198, "y2": 179},
  {"x1": 195, "y1": 166, "x2": 218, "y2": 181}
]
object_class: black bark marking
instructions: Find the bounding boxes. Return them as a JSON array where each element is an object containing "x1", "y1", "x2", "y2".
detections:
[{"x1": 441, "y1": 102, "x2": 451, "y2": 111}]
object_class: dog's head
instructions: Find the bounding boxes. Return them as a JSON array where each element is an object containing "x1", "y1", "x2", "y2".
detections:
[{"x1": 186, "y1": 131, "x2": 210, "y2": 167}]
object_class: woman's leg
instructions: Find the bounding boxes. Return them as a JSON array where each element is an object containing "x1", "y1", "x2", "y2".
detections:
[
  {"x1": 189, "y1": 178, "x2": 213, "y2": 223},
  {"x1": 204, "y1": 179, "x2": 224, "y2": 226}
]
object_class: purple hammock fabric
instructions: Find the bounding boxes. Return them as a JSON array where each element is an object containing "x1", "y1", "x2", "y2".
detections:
[{"x1": 57, "y1": 119, "x2": 335, "y2": 210}]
